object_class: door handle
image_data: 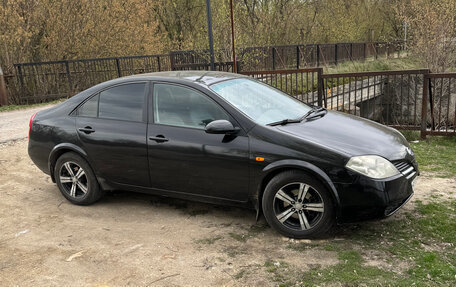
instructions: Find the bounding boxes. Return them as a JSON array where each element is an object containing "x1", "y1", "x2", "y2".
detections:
[
  {"x1": 78, "y1": 126, "x2": 95, "y2": 134},
  {"x1": 149, "y1": 135, "x2": 169, "y2": 143}
]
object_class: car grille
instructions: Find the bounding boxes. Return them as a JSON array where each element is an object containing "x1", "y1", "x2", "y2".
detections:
[{"x1": 393, "y1": 161, "x2": 416, "y2": 179}]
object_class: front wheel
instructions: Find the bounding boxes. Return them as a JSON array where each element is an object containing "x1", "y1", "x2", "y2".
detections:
[
  {"x1": 54, "y1": 152, "x2": 103, "y2": 205},
  {"x1": 262, "y1": 171, "x2": 335, "y2": 238}
]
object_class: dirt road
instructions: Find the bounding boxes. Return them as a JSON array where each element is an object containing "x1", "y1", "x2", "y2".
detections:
[
  {"x1": 1, "y1": 108, "x2": 455, "y2": 286},
  {"x1": 0, "y1": 104, "x2": 56, "y2": 143}
]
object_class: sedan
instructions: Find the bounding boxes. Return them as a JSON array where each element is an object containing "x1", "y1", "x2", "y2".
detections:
[{"x1": 28, "y1": 71, "x2": 418, "y2": 238}]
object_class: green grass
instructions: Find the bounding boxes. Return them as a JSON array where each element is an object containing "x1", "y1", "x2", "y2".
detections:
[
  {"x1": 409, "y1": 135, "x2": 456, "y2": 177},
  {"x1": 324, "y1": 57, "x2": 422, "y2": 74},
  {"x1": 0, "y1": 99, "x2": 64, "y2": 112},
  {"x1": 265, "y1": 200, "x2": 456, "y2": 286}
]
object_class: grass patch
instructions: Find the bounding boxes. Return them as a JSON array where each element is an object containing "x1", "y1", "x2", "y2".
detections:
[
  {"x1": 399, "y1": 129, "x2": 421, "y2": 142},
  {"x1": 269, "y1": 199, "x2": 456, "y2": 286},
  {"x1": 264, "y1": 260, "x2": 294, "y2": 286},
  {"x1": 228, "y1": 223, "x2": 269, "y2": 243},
  {"x1": 223, "y1": 245, "x2": 246, "y2": 258},
  {"x1": 287, "y1": 241, "x2": 322, "y2": 252},
  {"x1": 233, "y1": 269, "x2": 247, "y2": 279},
  {"x1": 409, "y1": 136, "x2": 456, "y2": 177},
  {"x1": 194, "y1": 235, "x2": 222, "y2": 245},
  {"x1": 0, "y1": 99, "x2": 64, "y2": 112},
  {"x1": 324, "y1": 57, "x2": 422, "y2": 74}
]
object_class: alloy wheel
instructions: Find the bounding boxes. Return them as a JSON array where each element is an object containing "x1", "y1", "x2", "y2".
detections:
[
  {"x1": 59, "y1": 161, "x2": 89, "y2": 198},
  {"x1": 273, "y1": 182, "x2": 325, "y2": 231}
]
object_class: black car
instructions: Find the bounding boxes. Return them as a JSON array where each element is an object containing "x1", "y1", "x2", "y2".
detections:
[{"x1": 28, "y1": 71, "x2": 418, "y2": 238}]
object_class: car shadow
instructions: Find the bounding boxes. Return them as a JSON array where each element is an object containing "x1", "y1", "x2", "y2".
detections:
[
  {"x1": 86, "y1": 190, "x2": 397, "y2": 240},
  {"x1": 97, "y1": 189, "x2": 259, "y2": 223}
]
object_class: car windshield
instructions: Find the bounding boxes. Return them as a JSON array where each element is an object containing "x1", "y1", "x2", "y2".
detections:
[{"x1": 210, "y1": 78, "x2": 312, "y2": 125}]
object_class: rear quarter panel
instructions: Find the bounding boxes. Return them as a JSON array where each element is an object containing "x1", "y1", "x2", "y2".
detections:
[{"x1": 28, "y1": 111, "x2": 78, "y2": 176}]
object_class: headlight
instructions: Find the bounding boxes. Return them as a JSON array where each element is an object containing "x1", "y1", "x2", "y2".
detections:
[{"x1": 345, "y1": 155, "x2": 399, "y2": 179}]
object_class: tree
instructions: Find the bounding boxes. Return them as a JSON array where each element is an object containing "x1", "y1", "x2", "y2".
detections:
[{"x1": 399, "y1": 0, "x2": 456, "y2": 72}]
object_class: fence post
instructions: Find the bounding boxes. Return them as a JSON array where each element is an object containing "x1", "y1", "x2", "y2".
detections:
[
  {"x1": 17, "y1": 64, "x2": 25, "y2": 90},
  {"x1": 157, "y1": 56, "x2": 161, "y2": 72},
  {"x1": 170, "y1": 53, "x2": 175, "y2": 71},
  {"x1": 363, "y1": 43, "x2": 367, "y2": 60},
  {"x1": 316, "y1": 45, "x2": 320, "y2": 67},
  {"x1": 374, "y1": 43, "x2": 378, "y2": 60},
  {"x1": 334, "y1": 44, "x2": 338, "y2": 65},
  {"x1": 296, "y1": 45, "x2": 300, "y2": 69},
  {"x1": 317, "y1": 68, "x2": 324, "y2": 107},
  {"x1": 64, "y1": 61, "x2": 72, "y2": 96},
  {"x1": 428, "y1": 76, "x2": 435, "y2": 131},
  {"x1": 350, "y1": 43, "x2": 353, "y2": 60},
  {"x1": 272, "y1": 47, "x2": 276, "y2": 70},
  {"x1": 0, "y1": 66, "x2": 8, "y2": 106},
  {"x1": 115, "y1": 58, "x2": 122, "y2": 77},
  {"x1": 236, "y1": 61, "x2": 241, "y2": 73},
  {"x1": 420, "y1": 70, "x2": 430, "y2": 139}
]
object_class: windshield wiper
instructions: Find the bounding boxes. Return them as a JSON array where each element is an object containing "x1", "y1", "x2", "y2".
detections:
[
  {"x1": 301, "y1": 107, "x2": 327, "y2": 120},
  {"x1": 267, "y1": 107, "x2": 327, "y2": 126},
  {"x1": 267, "y1": 118, "x2": 302, "y2": 126}
]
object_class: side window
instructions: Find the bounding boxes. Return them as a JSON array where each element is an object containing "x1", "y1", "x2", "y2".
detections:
[
  {"x1": 154, "y1": 84, "x2": 230, "y2": 129},
  {"x1": 78, "y1": 94, "x2": 99, "y2": 117},
  {"x1": 98, "y1": 83, "x2": 146, "y2": 122}
]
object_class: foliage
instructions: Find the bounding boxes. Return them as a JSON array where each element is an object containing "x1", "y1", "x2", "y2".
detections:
[
  {"x1": 1, "y1": 0, "x2": 455, "y2": 74},
  {"x1": 398, "y1": 0, "x2": 456, "y2": 72},
  {"x1": 0, "y1": 0, "x2": 163, "y2": 73},
  {"x1": 1, "y1": 0, "x2": 409, "y2": 72}
]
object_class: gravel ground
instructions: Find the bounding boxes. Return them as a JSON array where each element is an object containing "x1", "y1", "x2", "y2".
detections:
[
  {"x1": 1, "y1": 107, "x2": 455, "y2": 286},
  {"x1": 0, "y1": 104, "x2": 56, "y2": 143}
]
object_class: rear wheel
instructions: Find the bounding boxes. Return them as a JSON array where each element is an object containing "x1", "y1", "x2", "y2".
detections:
[
  {"x1": 55, "y1": 152, "x2": 103, "y2": 205},
  {"x1": 262, "y1": 170, "x2": 335, "y2": 238}
]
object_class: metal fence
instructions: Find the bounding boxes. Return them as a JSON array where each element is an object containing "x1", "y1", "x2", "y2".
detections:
[
  {"x1": 241, "y1": 68, "x2": 323, "y2": 105},
  {"x1": 174, "y1": 42, "x2": 403, "y2": 71},
  {"x1": 242, "y1": 69, "x2": 456, "y2": 138},
  {"x1": 5, "y1": 55, "x2": 171, "y2": 104},
  {"x1": 427, "y1": 73, "x2": 456, "y2": 135},
  {"x1": 3, "y1": 41, "x2": 403, "y2": 104}
]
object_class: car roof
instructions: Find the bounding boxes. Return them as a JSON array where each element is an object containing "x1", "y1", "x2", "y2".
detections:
[{"x1": 124, "y1": 71, "x2": 248, "y2": 86}]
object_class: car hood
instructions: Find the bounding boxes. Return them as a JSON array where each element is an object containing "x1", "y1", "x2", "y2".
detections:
[{"x1": 276, "y1": 110, "x2": 411, "y2": 160}]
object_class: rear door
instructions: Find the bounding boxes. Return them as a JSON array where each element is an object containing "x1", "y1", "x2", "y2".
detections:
[{"x1": 75, "y1": 82, "x2": 150, "y2": 187}]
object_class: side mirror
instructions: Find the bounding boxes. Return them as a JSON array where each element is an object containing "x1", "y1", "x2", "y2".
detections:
[{"x1": 205, "y1": 120, "x2": 240, "y2": 135}]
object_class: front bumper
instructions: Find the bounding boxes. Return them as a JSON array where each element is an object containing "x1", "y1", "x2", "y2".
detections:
[{"x1": 333, "y1": 168, "x2": 417, "y2": 223}]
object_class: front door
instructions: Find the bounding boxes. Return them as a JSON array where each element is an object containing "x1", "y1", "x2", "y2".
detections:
[
  {"x1": 75, "y1": 82, "x2": 150, "y2": 187},
  {"x1": 147, "y1": 83, "x2": 249, "y2": 201}
]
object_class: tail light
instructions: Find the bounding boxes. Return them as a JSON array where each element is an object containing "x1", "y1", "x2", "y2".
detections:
[{"x1": 28, "y1": 112, "x2": 37, "y2": 140}]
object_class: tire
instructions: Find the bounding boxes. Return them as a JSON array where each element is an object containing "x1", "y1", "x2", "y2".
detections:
[
  {"x1": 54, "y1": 152, "x2": 103, "y2": 205},
  {"x1": 262, "y1": 170, "x2": 335, "y2": 238}
]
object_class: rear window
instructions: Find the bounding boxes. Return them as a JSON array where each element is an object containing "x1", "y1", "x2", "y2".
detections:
[
  {"x1": 78, "y1": 94, "x2": 99, "y2": 117},
  {"x1": 77, "y1": 83, "x2": 146, "y2": 122},
  {"x1": 99, "y1": 83, "x2": 146, "y2": 122}
]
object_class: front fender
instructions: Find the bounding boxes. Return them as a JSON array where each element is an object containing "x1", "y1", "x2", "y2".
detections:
[{"x1": 254, "y1": 159, "x2": 341, "y2": 220}]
